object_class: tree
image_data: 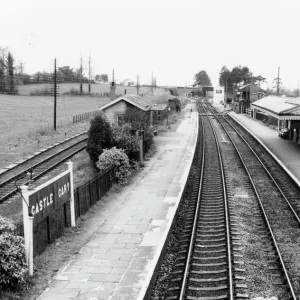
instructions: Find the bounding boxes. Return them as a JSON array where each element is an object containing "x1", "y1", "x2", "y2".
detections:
[
  {"x1": 0, "y1": 58, "x2": 5, "y2": 93},
  {"x1": 254, "y1": 75, "x2": 266, "y2": 86},
  {"x1": 86, "y1": 115, "x2": 114, "y2": 164},
  {"x1": 95, "y1": 74, "x2": 100, "y2": 81},
  {"x1": 219, "y1": 66, "x2": 231, "y2": 87},
  {"x1": 194, "y1": 70, "x2": 212, "y2": 86},
  {"x1": 6, "y1": 52, "x2": 15, "y2": 94},
  {"x1": 100, "y1": 74, "x2": 108, "y2": 83},
  {"x1": 58, "y1": 66, "x2": 75, "y2": 82}
]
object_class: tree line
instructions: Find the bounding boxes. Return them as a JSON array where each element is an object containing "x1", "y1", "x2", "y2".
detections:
[
  {"x1": 0, "y1": 48, "x2": 18, "y2": 94},
  {"x1": 219, "y1": 65, "x2": 266, "y2": 93},
  {"x1": 0, "y1": 46, "x2": 110, "y2": 96}
]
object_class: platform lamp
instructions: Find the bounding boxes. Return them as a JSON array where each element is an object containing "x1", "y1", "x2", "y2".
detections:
[{"x1": 167, "y1": 107, "x2": 171, "y2": 127}]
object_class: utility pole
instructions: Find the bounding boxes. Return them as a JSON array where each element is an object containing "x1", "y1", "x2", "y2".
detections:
[
  {"x1": 54, "y1": 58, "x2": 57, "y2": 131},
  {"x1": 137, "y1": 74, "x2": 140, "y2": 95},
  {"x1": 273, "y1": 66, "x2": 281, "y2": 96},
  {"x1": 151, "y1": 71, "x2": 154, "y2": 96},
  {"x1": 88, "y1": 54, "x2": 91, "y2": 95},
  {"x1": 298, "y1": 80, "x2": 299, "y2": 97},
  {"x1": 80, "y1": 56, "x2": 83, "y2": 95}
]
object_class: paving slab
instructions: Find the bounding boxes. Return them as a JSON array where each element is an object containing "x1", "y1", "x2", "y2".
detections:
[
  {"x1": 229, "y1": 112, "x2": 300, "y2": 186},
  {"x1": 37, "y1": 104, "x2": 198, "y2": 300}
]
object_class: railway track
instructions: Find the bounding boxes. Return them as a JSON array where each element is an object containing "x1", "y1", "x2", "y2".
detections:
[
  {"x1": 165, "y1": 102, "x2": 235, "y2": 299},
  {"x1": 0, "y1": 133, "x2": 88, "y2": 203},
  {"x1": 204, "y1": 99, "x2": 300, "y2": 298}
]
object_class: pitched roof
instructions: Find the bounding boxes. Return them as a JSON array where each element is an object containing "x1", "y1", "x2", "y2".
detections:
[
  {"x1": 99, "y1": 94, "x2": 168, "y2": 111},
  {"x1": 239, "y1": 83, "x2": 266, "y2": 94},
  {"x1": 252, "y1": 95, "x2": 300, "y2": 115},
  {"x1": 99, "y1": 95, "x2": 148, "y2": 111}
]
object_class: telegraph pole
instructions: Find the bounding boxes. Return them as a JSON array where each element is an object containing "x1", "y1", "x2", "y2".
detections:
[
  {"x1": 273, "y1": 66, "x2": 281, "y2": 96},
  {"x1": 276, "y1": 67, "x2": 280, "y2": 96},
  {"x1": 151, "y1": 71, "x2": 154, "y2": 96},
  {"x1": 88, "y1": 54, "x2": 91, "y2": 95},
  {"x1": 137, "y1": 74, "x2": 140, "y2": 95},
  {"x1": 54, "y1": 58, "x2": 57, "y2": 131},
  {"x1": 80, "y1": 56, "x2": 83, "y2": 95}
]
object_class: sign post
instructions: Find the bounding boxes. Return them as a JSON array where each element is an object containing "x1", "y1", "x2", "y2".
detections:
[
  {"x1": 21, "y1": 161, "x2": 75, "y2": 276},
  {"x1": 67, "y1": 161, "x2": 76, "y2": 227}
]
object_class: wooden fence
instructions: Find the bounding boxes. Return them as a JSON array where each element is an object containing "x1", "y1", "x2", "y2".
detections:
[{"x1": 73, "y1": 110, "x2": 101, "y2": 124}]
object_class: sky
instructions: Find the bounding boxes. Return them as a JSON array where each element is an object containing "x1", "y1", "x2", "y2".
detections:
[{"x1": 1, "y1": 0, "x2": 300, "y2": 89}]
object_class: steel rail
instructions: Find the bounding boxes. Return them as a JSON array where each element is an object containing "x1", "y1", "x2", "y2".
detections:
[
  {"x1": 200, "y1": 100, "x2": 234, "y2": 300},
  {"x1": 205, "y1": 101, "x2": 297, "y2": 299},
  {"x1": 208, "y1": 101, "x2": 300, "y2": 226},
  {"x1": 178, "y1": 104, "x2": 205, "y2": 300},
  {"x1": 0, "y1": 136, "x2": 87, "y2": 188},
  {"x1": 0, "y1": 132, "x2": 87, "y2": 182},
  {"x1": 0, "y1": 139, "x2": 87, "y2": 203}
]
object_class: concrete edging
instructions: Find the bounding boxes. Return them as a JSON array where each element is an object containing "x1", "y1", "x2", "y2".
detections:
[
  {"x1": 137, "y1": 113, "x2": 199, "y2": 300},
  {"x1": 229, "y1": 112, "x2": 300, "y2": 189}
]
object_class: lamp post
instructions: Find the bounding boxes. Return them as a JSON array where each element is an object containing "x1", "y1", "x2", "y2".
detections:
[{"x1": 167, "y1": 107, "x2": 171, "y2": 127}]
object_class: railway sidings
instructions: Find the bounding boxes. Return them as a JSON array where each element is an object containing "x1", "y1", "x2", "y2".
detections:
[
  {"x1": 148, "y1": 98, "x2": 300, "y2": 299},
  {"x1": 0, "y1": 132, "x2": 87, "y2": 204}
]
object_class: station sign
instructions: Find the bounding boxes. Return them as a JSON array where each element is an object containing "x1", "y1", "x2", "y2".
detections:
[{"x1": 28, "y1": 172, "x2": 71, "y2": 223}]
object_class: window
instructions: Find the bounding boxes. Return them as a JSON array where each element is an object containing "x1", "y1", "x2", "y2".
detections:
[{"x1": 117, "y1": 114, "x2": 125, "y2": 126}]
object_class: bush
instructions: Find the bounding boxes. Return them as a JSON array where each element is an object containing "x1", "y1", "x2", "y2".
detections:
[
  {"x1": 0, "y1": 216, "x2": 27, "y2": 288},
  {"x1": 86, "y1": 115, "x2": 114, "y2": 164},
  {"x1": 96, "y1": 147, "x2": 131, "y2": 184},
  {"x1": 29, "y1": 86, "x2": 52, "y2": 96},
  {"x1": 123, "y1": 107, "x2": 150, "y2": 129},
  {"x1": 112, "y1": 123, "x2": 139, "y2": 156}
]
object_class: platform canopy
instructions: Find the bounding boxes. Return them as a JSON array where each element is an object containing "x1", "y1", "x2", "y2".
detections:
[{"x1": 251, "y1": 96, "x2": 300, "y2": 120}]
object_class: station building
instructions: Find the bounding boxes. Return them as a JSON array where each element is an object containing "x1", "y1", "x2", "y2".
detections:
[
  {"x1": 250, "y1": 95, "x2": 300, "y2": 142},
  {"x1": 98, "y1": 94, "x2": 168, "y2": 125},
  {"x1": 232, "y1": 83, "x2": 267, "y2": 113}
]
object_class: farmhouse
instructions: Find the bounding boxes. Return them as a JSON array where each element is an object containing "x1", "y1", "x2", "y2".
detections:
[{"x1": 99, "y1": 94, "x2": 167, "y2": 125}]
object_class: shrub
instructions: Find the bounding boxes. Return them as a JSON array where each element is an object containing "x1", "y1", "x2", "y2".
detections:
[
  {"x1": 0, "y1": 216, "x2": 16, "y2": 234},
  {"x1": 86, "y1": 115, "x2": 114, "y2": 164},
  {"x1": 111, "y1": 123, "x2": 139, "y2": 156},
  {"x1": 29, "y1": 86, "x2": 52, "y2": 96},
  {"x1": 96, "y1": 147, "x2": 131, "y2": 184},
  {"x1": 0, "y1": 216, "x2": 27, "y2": 288},
  {"x1": 123, "y1": 107, "x2": 150, "y2": 129}
]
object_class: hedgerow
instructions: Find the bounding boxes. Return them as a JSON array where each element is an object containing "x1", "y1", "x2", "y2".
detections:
[
  {"x1": 96, "y1": 147, "x2": 131, "y2": 184},
  {"x1": 0, "y1": 216, "x2": 27, "y2": 289}
]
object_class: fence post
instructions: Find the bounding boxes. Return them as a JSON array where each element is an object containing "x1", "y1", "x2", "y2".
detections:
[{"x1": 67, "y1": 161, "x2": 76, "y2": 227}]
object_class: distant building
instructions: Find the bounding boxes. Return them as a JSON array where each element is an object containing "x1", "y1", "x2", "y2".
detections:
[
  {"x1": 99, "y1": 94, "x2": 167, "y2": 125},
  {"x1": 233, "y1": 83, "x2": 267, "y2": 113}
]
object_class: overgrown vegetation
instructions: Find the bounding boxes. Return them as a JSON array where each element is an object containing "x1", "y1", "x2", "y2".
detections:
[
  {"x1": 86, "y1": 115, "x2": 114, "y2": 164},
  {"x1": 0, "y1": 216, "x2": 27, "y2": 290},
  {"x1": 96, "y1": 147, "x2": 131, "y2": 184},
  {"x1": 111, "y1": 123, "x2": 140, "y2": 156}
]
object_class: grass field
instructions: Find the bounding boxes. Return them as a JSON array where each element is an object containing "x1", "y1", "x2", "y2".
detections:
[
  {"x1": 17, "y1": 82, "x2": 160, "y2": 96},
  {"x1": 0, "y1": 94, "x2": 112, "y2": 168},
  {"x1": 0, "y1": 86, "x2": 175, "y2": 169}
]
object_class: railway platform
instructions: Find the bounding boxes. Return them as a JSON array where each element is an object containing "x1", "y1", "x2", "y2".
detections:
[
  {"x1": 37, "y1": 104, "x2": 198, "y2": 300},
  {"x1": 229, "y1": 112, "x2": 300, "y2": 187}
]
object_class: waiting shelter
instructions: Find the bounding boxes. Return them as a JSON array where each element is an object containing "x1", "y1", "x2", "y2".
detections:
[{"x1": 251, "y1": 95, "x2": 300, "y2": 142}]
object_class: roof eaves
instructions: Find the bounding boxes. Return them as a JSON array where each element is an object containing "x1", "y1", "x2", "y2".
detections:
[{"x1": 99, "y1": 96, "x2": 148, "y2": 111}]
